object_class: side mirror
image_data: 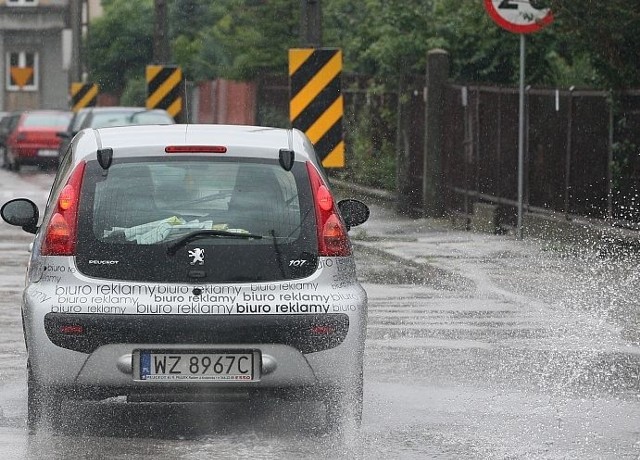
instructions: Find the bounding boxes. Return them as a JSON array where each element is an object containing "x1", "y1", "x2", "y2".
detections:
[
  {"x1": 1, "y1": 199, "x2": 39, "y2": 234},
  {"x1": 338, "y1": 199, "x2": 370, "y2": 230}
]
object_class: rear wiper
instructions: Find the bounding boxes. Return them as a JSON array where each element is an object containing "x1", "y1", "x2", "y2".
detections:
[
  {"x1": 127, "y1": 110, "x2": 149, "y2": 122},
  {"x1": 167, "y1": 229, "x2": 262, "y2": 255}
]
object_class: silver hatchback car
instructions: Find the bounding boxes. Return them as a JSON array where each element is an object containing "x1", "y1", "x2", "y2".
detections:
[{"x1": 1, "y1": 124, "x2": 370, "y2": 432}]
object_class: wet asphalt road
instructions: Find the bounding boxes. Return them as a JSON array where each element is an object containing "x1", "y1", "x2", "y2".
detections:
[{"x1": 0, "y1": 167, "x2": 639, "y2": 459}]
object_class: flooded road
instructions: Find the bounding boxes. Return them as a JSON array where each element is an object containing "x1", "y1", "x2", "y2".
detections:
[{"x1": 0, "y1": 168, "x2": 639, "y2": 458}]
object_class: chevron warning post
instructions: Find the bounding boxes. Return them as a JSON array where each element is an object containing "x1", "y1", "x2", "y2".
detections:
[
  {"x1": 70, "y1": 83, "x2": 98, "y2": 112},
  {"x1": 289, "y1": 48, "x2": 344, "y2": 168},
  {"x1": 146, "y1": 65, "x2": 183, "y2": 121}
]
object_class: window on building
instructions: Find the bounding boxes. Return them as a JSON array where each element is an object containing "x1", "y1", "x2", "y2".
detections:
[
  {"x1": 7, "y1": 0, "x2": 39, "y2": 6},
  {"x1": 6, "y1": 51, "x2": 38, "y2": 91}
]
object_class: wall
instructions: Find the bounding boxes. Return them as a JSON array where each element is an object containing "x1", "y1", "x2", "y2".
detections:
[
  {"x1": 0, "y1": 1, "x2": 69, "y2": 111},
  {"x1": 195, "y1": 80, "x2": 256, "y2": 125}
]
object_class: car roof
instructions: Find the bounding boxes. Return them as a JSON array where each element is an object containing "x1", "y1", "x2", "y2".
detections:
[
  {"x1": 80, "y1": 106, "x2": 170, "y2": 114},
  {"x1": 71, "y1": 124, "x2": 320, "y2": 165},
  {"x1": 21, "y1": 109, "x2": 71, "y2": 116}
]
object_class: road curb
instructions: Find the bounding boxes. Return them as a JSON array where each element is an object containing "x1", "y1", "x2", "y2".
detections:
[{"x1": 331, "y1": 177, "x2": 640, "y2": 253}]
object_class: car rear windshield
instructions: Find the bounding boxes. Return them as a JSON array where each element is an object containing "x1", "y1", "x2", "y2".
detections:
[
  {"x1": 23, "y1": 112, "x2": 71, "y2": 128},
  {"x1": 76, "y1": 157, "x2": 318, "y2": 283},
  {"x1": 89, "y1": 111, "x2": 174, "y2": 128}
]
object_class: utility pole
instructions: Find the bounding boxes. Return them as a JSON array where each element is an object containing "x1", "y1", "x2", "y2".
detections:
[
  {"x1": 69, "y1": 0, "x2": 82, "y2": 82},
  {"x1": 300, "y1": 0, "x2": 322, "y2": 47},
  {"x1": 80, "y1": 0, "x2": 89, "y2": 81},
  {"x1": 153, "y1": 0, "x2": 170, "y2": 64}
]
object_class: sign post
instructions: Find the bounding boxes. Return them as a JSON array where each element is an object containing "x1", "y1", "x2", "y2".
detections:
[{"x1": 484, "y1": 0, "x2": 553, "y2": 239}]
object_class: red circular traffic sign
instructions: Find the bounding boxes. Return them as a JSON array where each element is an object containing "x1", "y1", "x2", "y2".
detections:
[{"x1": 484, "y1": 0, "x2": 553, "y2": 34}]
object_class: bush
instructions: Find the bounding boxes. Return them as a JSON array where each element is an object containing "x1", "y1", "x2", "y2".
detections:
[
  {"x1": 120, "y1": 77, "x2": 147, "y2": 107},
  {"x1": 336, "y1": 101, "x2": 397, "y2": 191}
]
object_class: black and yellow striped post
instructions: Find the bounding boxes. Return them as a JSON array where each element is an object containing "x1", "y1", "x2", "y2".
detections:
[
  {"x1": 145, "y1": 65, "x2": 183, "y2": 122},
  {"x1": 289, "y1": 48, "x2": 344, "y2": 168},
  {"x1": 70, "y1": 82, "x2": 99, "y2": 112}
]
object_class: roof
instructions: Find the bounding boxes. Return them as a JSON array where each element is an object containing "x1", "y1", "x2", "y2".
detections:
[
  {"x1": 78, "y1": 106, "x2": 168, "y2": 113},
  {"x1": 72, "y1": 124, "x2": 318, "y2": 163}
]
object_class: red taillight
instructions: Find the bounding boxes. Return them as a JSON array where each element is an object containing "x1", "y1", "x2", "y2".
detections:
[
  {"x1": 306, "y1": 162, "x2": 351, "y2": 256},
  {"x1": 41, "y1": 161, "x2": 86, "y2": 256},
  {"x1": 165, "y1": 145, "x2": 227, "y2": 153},
  {"x1": 59, "y1": 324, "x2": 84, "y2": 335}
]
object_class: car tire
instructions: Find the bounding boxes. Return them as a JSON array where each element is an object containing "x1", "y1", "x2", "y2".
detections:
[{"x1": 27, "y1": 364, "x2": 63, "y2": 433}]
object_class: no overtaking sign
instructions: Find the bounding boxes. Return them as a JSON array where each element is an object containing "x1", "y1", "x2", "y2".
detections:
[
  {"x1": 484, "y1": 0, "x2": 553, "y2": 34},
  {"x1": 483, "y1": 1, "x2": 553, "y2": 240}
]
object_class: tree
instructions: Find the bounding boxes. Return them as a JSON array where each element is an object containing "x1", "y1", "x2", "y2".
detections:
[
  {"x1": 86, "y1": 0, "x2": 154, "y2": 94},
  {"x1": 549, "y1": 0, "x2": 640, "y2": 89},
  {"x1": 207, "y1": 0, "x2": 300, "y2": 80}
]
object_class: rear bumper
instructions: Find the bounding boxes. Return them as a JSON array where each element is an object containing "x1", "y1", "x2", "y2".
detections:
[
  {"x1": 10, "y1": 146, "x2": 60, "y2": 163},
  {"x1": 30, "y1": 313, "x2": 365, "y2": 401},
  {"x1": 33, "y1": 339, "x2": 363, "y2": 402},
  {"x1": 44, "y1": 312, "x2": 349, "y2": 354}
]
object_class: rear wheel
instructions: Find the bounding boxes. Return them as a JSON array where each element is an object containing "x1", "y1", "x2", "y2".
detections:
[
  {"x1": 6, "y1": 150, "x2": 20, "y2": 172},
  {"x1": 27, "y1": 364, "x2": 63, "y2": 433},
  {"x1": 325, "y1": 373, "x2": 364, "y2": 432}
]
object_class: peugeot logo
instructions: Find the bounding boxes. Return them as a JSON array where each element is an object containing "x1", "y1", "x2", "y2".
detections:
[{"x1": 188, "y1": 247, "x2": 205, "y2": 265}]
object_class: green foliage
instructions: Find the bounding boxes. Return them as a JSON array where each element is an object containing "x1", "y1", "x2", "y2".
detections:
[
  {"x1": 256, "y1": 105, "x2": 290, "y2": 129},
  {"x1": 549, "y1": 0, "x2": 640, "y2": 89},
  {"x1": 543, "y1": 51, "x2": 598, "y2": 88},
  {"x1": 323, "y1": 0, "x2": 439, "y2": 86},
  {"x1": 86, "y1": 0, "x2": 640, "y2": 93},
  {"x1": 337, "y1": 101, "x2": 396, "y2": 191},
  {"x1": 209, "y1": 0, "x2": 300, "y2": 80},
  {"x1": 170, "y1": 0, "x2": 300, "y2": 81},
  {"x1": 86, "y1": 0, "x2": 154, "y2": 93},
  {"x1": 120, "y1": 77, "x2": 147, "y2": 106}
]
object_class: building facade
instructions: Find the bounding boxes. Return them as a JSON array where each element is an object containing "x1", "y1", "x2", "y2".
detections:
[{"x1": 0, "y1": 0, "x2": 71, "y2": 111}]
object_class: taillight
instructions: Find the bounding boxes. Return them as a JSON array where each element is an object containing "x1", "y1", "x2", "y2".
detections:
[
  {"x1": 41, "y1": 161, "x2": 86, "y2": 256},
  {"x1": 165, "y1": 145, "x2": 227, "y2": 153},
  {"x1": 306, "y1": 162, "x2": 351, "y2": 256}
]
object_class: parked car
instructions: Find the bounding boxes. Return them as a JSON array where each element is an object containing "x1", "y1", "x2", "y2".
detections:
[
  {"x1": 57, "y1": 106, "x2": 175, "y2": 158},
  {"x1": 0, "y1": 111, "x2": 20, "y2": 169},
  {"x1": 4, "y1": 110, "x2": 72, "y2": 171},
  {"x1": 1, "y1": 124, "x2": 370, "y2": 433}
]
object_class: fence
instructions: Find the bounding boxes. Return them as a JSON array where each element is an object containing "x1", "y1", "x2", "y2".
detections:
[
  {"x1": 441, "y1": 84, "x2": 640, "y2": 227},
  {"x1": 190, "y1": 50, "x2": 640, "y2": 228}
]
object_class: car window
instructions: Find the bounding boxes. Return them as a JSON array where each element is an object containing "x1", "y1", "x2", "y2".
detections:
[
  {"x1": 77, "y1": 157, "x2": 316, "y2": 283},
  {"x1": 70, "y1": 111, "x2": 90, "y2": 132},
  {"x1": 22, "y1": 112, "x2": 71, "y2": 128},
  {"x1": 92, "y1": 159, "x2": 301, "y2": 245},
  {"x1": 87, "y1": 111, "x2": 173, "y2": 129},
  {"x1": 129, "y1": 111, "x2": 174, "y2": 124}
]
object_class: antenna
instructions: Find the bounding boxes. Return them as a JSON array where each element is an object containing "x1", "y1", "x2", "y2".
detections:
[{"x1": 184, "y1": 78, "x2": 189, "y2": 124}]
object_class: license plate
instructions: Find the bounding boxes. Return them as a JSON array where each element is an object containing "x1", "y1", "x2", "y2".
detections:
[
  {"x1": 138, "y1": 350, "x2": 257, "y2": 382},
  {"x1": 38, "y1": 149, "x2": 58, "y2": 157}
]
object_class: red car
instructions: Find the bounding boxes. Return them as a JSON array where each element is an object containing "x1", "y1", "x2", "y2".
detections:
[{"x1": 5, "y1": 110, "x2": 72, "y2": 171}]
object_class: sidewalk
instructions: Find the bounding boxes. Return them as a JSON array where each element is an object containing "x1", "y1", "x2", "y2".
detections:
[
  {"x1": 332, "y1": 177, "x2": 640, "y2": 256},
  {"x1": 341, "y1": 179, "x2": 640, "y2": 354}
]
